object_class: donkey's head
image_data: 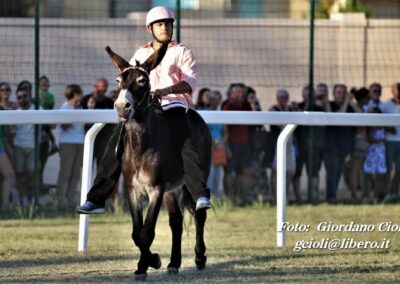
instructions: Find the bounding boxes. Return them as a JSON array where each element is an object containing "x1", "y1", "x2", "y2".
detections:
[{"x1": 105, "y1": 44, "x2": 168, "y2": 122}]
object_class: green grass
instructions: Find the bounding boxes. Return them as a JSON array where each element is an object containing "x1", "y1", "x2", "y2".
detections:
[{"x1": 1, "y1": 204, "x2": 400, "y2": 282}]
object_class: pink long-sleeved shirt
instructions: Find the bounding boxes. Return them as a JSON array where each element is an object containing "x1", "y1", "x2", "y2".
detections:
[{"x1": 129, "y1": 41, "x2": 197, "y2": 111}]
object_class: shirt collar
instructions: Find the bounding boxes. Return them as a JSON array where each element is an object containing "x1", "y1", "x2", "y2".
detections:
[{"x1": 143, "y1": 40, "x2": 177, "y2": 48}]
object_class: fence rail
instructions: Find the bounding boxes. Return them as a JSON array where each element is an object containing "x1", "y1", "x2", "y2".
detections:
[{"x1": 2, "y1": 110, "x2": 400, "y2": 250}]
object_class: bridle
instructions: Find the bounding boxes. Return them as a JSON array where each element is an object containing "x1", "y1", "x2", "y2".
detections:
[
  {"x1": 119, "y1": 66, "x2": 159, "y2": 121},
  {"x1": 114, "y1": 66, "x2": 157, "y2": 157},
  {"x1": 120, "y1": 66, "x2": 149, "y2": 78}
]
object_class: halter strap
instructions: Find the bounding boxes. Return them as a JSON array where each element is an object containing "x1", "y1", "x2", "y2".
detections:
[{"x1": 120, "y1": 66, "x2": 149, "y2": 77}]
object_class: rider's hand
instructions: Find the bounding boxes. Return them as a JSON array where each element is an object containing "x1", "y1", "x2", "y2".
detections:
[{"x1": 152, "y1": 88, "x2": 170, "y2": 99}]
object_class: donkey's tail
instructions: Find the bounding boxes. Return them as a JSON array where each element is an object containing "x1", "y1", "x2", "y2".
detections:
[{"x1": 180, "y1": 185, "x2": 196, "y2": 215}]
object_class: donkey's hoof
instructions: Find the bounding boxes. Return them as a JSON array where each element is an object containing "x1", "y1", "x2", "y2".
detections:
[
  {"x1": 167, "y1": 267, "x2": 179, "y2": 275},
  {"x1": 150, "y1": 253, "x2": 162, "y2": 269},
  {"x1": 134, "y1": 272, "x2": 147, "y2": 282},
  {"x1": 195, "y1": 255, "x2": 207, "y2": 271}
]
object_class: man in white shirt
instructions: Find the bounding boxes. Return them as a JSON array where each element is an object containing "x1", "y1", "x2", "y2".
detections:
[
  {"x1": 381, "y1": 82, "x2": 400, "y2": 203},
  {"x1": 13, "y1": 87, "x2": 38, "y2": 205}
]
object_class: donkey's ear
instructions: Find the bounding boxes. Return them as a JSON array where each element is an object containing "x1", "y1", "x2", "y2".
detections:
[
  {"x1": 105, "y1": 46, "x2": 131, "y2": 72},
  {"x1": 141, "y1": 43, "x2": 168, "y2": 73}
]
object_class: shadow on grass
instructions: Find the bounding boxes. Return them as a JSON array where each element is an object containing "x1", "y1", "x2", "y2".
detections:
[{"x1": 2, "y1": 250, "x2": 397, "y2": 283}]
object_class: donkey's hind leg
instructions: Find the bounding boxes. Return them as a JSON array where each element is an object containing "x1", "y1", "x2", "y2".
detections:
[
  {"x1": 163, "y1": 190, "x2": 183, "y2": 275},
  {"x1": 194, "y1": 207, "x2": 207, "y2": 270}
]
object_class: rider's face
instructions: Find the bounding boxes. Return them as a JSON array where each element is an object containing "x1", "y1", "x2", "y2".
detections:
[{"x1": 150, "y1": 21, "x2": 173, "y2": 43}]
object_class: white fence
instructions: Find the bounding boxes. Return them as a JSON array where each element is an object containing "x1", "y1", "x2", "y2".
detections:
[{"x1": 1, "y1": 109, "x2": 400, "y2": 251}]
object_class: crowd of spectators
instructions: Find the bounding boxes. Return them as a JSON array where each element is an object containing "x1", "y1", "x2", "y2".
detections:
[
  {"x1": 0, "y1": 77, "x2": 117, "y2": 209},
  {"x1": 0, "y1": 78, "x2": 400, "y2": 210},
  {"x1": 198, "y1": 81, "x2": 400, "y2": 206}
]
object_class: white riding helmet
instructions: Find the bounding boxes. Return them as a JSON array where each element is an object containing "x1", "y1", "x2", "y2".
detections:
[{"x1": 146, "y1": 6, "x2": 175, "y2": 27}]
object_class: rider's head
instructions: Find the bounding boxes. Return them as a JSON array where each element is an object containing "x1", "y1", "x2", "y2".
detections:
[{"x1": 146, "y1": 6, "x2": 175, "y2": 44}]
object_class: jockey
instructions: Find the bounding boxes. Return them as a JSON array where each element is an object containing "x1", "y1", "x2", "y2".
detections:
[{"x1": 76, "y1": 6, "x2": 212, "y2": 214}]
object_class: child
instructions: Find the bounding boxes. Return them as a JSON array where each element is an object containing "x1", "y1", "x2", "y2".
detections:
[
  {"x1": 56, "y1": 84, "x2": 85, "y2": 207},
  {"x1": 363, "y1": 107, "x2": 386, "y2": 203}
]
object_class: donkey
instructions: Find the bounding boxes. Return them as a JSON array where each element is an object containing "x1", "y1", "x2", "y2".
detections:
[{"x1": 105, "y1": 44, "x2": 211, "y2": 281}]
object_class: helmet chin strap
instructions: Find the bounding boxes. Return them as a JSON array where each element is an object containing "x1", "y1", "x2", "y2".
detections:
[
  {"x1": 151, "y1": 29, "x2": 173, "y2": 45},
  {"x1": 154, "y1": 36, "x2": 172, "y2": 45}
]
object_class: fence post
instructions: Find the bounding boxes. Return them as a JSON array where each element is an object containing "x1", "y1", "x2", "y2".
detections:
[
  {"x1": 307, "y1": 0, "x2": 316, "y2": 203},
  {"x1": 34, "y1": 0, "x2": 40, "y2": 203},
  {"x1": 277, "y1": 124, "x2": 297, "y2": 247},
  {"x1": 78, "y1": 123, "x2": 105, "y2": 252},
  {"x1": 175, "y1": 0, "x2": 181, "y2": 43}
]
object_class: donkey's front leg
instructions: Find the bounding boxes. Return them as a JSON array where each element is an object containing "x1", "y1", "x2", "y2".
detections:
[
  {"x1": 194, "y1": 209, "x2": 207, "y2": 270},
  {"x1": 163, "y1": 191, "x2": 183, "y2": 275},
  {"x1": 135, "y1": 188, "x2": 164, "y2": 279},
  {"x1": 126, "y1": 189, "x2": 147, "y2": 280}
]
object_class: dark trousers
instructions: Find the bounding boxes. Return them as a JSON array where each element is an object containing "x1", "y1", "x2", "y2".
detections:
[
  {"x1": 87, "y1": 108, "x2": 208, "y2": 206},
  {"x1": 164, "y1": 108, "x2": 208, "y2": 200},
  {"x1": 324, "y1": 150, "x2": 347, "y2": 200},
  {"x1": 87, "y1": 123, "x2": 123, "y2": 206}
]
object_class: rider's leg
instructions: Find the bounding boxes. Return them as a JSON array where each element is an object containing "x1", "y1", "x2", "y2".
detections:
[
  {"x1": 76, "y1": 123, "x2": 124, "y2": 214},
  {"x1": 164, "y1": 108, "x2": 211, "y2": 210}
]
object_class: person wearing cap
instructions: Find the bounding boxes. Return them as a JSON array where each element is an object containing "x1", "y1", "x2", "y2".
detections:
[{"x1": 76, "y1": 6, "x2": 211, "y2": 214}]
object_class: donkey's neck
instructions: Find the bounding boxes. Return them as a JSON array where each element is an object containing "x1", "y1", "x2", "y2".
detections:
[{"x1": 125, "y1": 121, "x2": 145, "y2": 153}]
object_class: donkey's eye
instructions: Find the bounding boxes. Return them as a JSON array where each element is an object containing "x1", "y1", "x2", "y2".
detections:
[{"x1": 137, "y1": 78, "x2": 146, "y2": 86}]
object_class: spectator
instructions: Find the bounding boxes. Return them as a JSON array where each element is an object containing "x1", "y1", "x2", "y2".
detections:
[
  {"x1": 222, "y1": 83, "x2": 254, "y2": 205},
  {"x1": 246, "y1": 86, "x2": 269, "y2": 202},
  {"x1": 348, "y1": 87, "x2": 370, "y2": 200},
  {"x1": 0, "y1": 82, "x2": 18, "y2": 110},
  {"x1": 38, "y1": 75, "x2": 58, "y2": 189},
  {"x1": 0, "y1": 82, "x2": 18, "y2": 161},
  {"x1": 292, "y1": 85, "x2": 325, "y2": 203},
  {"x1": 315, "y1": 83, "x2": 332, "y2": 112},
  {"x1": 313, "y1": 83, "x2": 333, "y2": 195},
  {"x1": 17, "y1": 80, "x2": 32, "y2": 95},
  {"x1": 0, "y1": 115, "x2": 15, "y2": 209},
  {"x1": 381, "y1": 82, "x2": 400, "y2": 203},
  {"x1": 363, "y1": 107, "x2": 387, "y2": 203},
  {"x1": 39, "y1": 76, "x2": 55, "y2": 110},
  {"x1": 221, "y1": 83, "x2": 238, "y2": 110},
  {"x1": 56, "y1": 84, "x2": 85, "y2": 208},
  {"x1": 246, "y1": 86, "x2": 262, "y2": 111},
  {"x1": 324, "y1": 84, "x2": 360, "y2": 203},
  {"x1": 269, "y1": 89, "x2": 298, "y2": 203},
  {"x1": 363, "y1": 82, "x2": 383, "y2": 112},
  {"x1": 82, "y1": 78, "x2": 112, "y2": 110},
  {"x1": 13, "y1": 86, "x2": 37, "y2": 207},
  {"x1": 108, "y1": 89, "x2": 119, "y2": 103},
  {"x1": 247, "y1": 86, "x2": 263, "y2": 152},
  {"x1": 81, "y1": 78, "x2": 114, "y2": 168},
  {"x1": 206, "y1": 90, "x2": 228, "y2": 201},
  {"x1": 0, "y1": 83, "x2": 16, "y2": 209},
  {"x1": 195, "y1": 87, "x2": 211, "y2": 110}
]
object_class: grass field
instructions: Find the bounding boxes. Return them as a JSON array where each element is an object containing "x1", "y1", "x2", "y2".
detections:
[{"x1": 1, "y1": 204, "x2": 400, "y2": 283}]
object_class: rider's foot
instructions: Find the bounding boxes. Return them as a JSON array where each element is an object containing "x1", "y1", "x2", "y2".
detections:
[
  {"x1": 196, "y1": 197, "x2": 212, "y2": 211},
  {"x1": 75, "y1": 201, "x2": 105, "y2": 214}
]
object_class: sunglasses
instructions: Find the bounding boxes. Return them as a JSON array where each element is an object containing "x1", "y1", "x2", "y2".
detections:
[
  {"x1": 0, "y1": 88, "x2": 11, "y2": 92},
  {"x1": 17, "y1": 94, "x2": 29, "y2": 100}
]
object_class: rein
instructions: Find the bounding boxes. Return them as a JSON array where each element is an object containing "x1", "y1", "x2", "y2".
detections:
[{"x1": 126, "y1": 85, "x2": 162, "y2": 121}]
